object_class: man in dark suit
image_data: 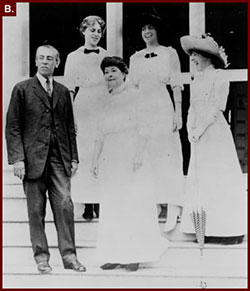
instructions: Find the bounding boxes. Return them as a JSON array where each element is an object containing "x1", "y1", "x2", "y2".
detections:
[{"x1": 5, "y1": 44, "x2": 86, "y2": 273}]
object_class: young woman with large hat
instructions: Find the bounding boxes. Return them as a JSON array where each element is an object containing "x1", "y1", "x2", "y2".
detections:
[{"x1": 180, "y1": 34, "x2": 246, "y2": 244}]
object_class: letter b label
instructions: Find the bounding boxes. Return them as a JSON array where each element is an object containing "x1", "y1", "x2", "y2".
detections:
[{"x1": 1, "y1": 2, "x2": 16, "y2": 16}]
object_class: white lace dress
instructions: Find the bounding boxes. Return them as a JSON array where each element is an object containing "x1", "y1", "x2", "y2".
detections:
[
  {"x1": 95, "y1": 84, "x2": 168, "y2": 264},
  {"x1": 129, "y1": 45, "x2": 184, "y2": 204},
  {"x1": 180, "y1": 67, "x2": 247, "y2": 236},
  {"x1": 64, "y1": 46, "x2": 108, "y2": 202}
]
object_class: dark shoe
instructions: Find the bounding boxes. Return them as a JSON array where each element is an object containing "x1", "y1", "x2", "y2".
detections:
[
  {"x1": 220, "y1": 235, "x2": 245, "y2": 245},
  {"x1": 64, "y1": 260, "x2": 86, "y2": 272},
  {"x1": 100, "y1": 263, "x2": 120, "y2": 270},
  {"x1": 94, "y1": 204, "x2": 100, "y2": 218},
  {"x1": 82, "y1": 204, "x2": 94, "y2": 221},
  {"x1": 158, "y1": 205, "x2": 167, "y2": 219},
  {"x1": 205, "y1": 235, "x2": 244, "y2": 245},
  {"x1": 125, "y1": 263, "x2": 139, "y2": 272},
  {"x1": 37, "y1": 261, "x2": 52, "y2": 274},
  {"x1": 82, "y1": 212, "x2": 94, "y2": 220}
]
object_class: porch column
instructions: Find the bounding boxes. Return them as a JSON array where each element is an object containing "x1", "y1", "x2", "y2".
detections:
[
  {"x1": 106, "y1": 3, "x2": 123, "y2": 57},
  {"x1": 3, "y1": 3, "x2": 30, "y2": 170},
  {"x1": 189, "y1": 3, "x2": 205, "y2": 72}
]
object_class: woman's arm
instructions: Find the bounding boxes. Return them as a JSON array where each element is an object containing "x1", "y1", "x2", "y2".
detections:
[
  {"x1": 133, "y1": 135, "x2": 147, "y2": 172},
  {"x1": 64, "y1": 53, "x2": 77, "y2": 99},
  {"x1": 173, "y1": 86, "x2": 183, "y2": 132},
  {"x1": 128, "y1": 54, "x2": 139, "y2": 89},
  {"x1": 169, "y1": 48, "x2": 183, "y2": 132},
  {"x1": 90, "y1": 139, "x2": 104, "y2": 178}
]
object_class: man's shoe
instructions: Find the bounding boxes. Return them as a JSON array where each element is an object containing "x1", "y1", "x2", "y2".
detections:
[
  {"x1": 82, "y1": 211, "x2": 94, "y2": 220},
  {"x1": 37, "y1": 261, "x2": 52, "y2": 274},
  {"x1": 82, "y1": 204, "x2": 94, "y2": 221},
  {"x1": 100, "y1": 263, "x2": 120, "y2": 270},
  {"x1": 64, "y1": 260, "x2": 86, "y2": 272}
]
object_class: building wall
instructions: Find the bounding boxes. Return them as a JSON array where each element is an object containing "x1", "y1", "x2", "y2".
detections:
[{"x1": 3, "y1": 3, "x2": 29, "y2": 169}]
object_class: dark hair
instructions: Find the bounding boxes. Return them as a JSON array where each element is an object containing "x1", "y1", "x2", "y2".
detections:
[
  {"x1": 190, "y1": 49, "x2": 224, "y2": 69},
  {"x1": 100, "y1": 56, "x2": 129, "y2": 75},
  {"x1": 137, "y1": 13, "x2": 165, "y2": 44},
  {"x1": 79, "y1": 15, "x2": 106, "y2": 37}
]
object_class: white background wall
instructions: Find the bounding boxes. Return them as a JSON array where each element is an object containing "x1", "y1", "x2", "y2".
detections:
[{"x1": 3, "y1": 3, "x2": 29, "y2": 169}]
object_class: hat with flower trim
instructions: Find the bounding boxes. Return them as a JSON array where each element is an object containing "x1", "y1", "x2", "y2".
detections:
[{"x1": 180, "y1": 33, "x2": 230, "y2": 68}]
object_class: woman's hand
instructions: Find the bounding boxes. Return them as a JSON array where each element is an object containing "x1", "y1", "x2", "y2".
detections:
[
  {"x1": 189, "y1": 128, "x2": 203, "y2": 143},
  {"x1": 90, "y1": 160, "x2": 99, "y2": 178},
  {"x1": 173, "y1": 111, "x2": 183, "y2": 132}
]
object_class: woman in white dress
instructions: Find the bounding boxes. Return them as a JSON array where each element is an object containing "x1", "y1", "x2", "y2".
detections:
[
  {"x1": 64, "y1": 16, "x2": 108, "y2": 220},
  {"x1": 91, "y1": 56, "x2": 168, "y2": 271},
  {"x1": 129, "y1": 14, "x2": 184, "y2": 232},
  {"x1": 180, "y1": 34, "x2": 246, "y2": 244}
]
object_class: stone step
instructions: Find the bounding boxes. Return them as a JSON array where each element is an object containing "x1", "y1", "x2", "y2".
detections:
[
  {"x1": 3, "y1": 169, "x2": 22, "y2": 185},
  {"x1": 3, "y1": 184, "x2": 25, "y2": 198},
  {"x1": 3, "y1": 242, "x2": 247, "y2": 266},
  {"x1": 3, "y1": 273, "x2": 247, "y2": 289},
  {"x1": 3, "y1": 196, "x2": 87, "y2": 221},
  {"x1": 3, "y1": 220, "x2": 98, "y2": 247},
  {"x1": 3, "y1": 245, "x2": 247, "y2": 288},
  {"x1": 3, "y1": 183, "x2": 197, "y2": 242},
  {"x1": 3, "y1": 219, "x2": 198, "y2": 246}
]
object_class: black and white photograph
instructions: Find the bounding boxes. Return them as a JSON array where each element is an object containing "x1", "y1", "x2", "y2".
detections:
[{"x1": 2, "y1": 1, "x2": 248, "y2": 288}]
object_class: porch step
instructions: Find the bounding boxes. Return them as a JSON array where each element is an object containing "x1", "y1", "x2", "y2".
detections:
[
  {"x1": 3, "y1": 196, "x2": 87, "y2": 221},
  {"x1": 3, "y1": 220, "x2": 196, "y2": 247},
  {"x1": 3, "y1": 273, "x2": 247, "y2": 289},
  {"x1": 3, "y1": 221, "x2": 98, "y2": 247},
  {"x1": 3, "y1": 243, "x2": 247, "y2": 288}
]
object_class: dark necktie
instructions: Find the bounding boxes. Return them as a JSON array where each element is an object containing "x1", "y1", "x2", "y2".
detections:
[
  {"x1": 46, "y1": 78, "x2": 52, "y2": 97},
  {"x1": 84, "y1": 48, "x2": 100, "y2": 54},
  {"x1": 144, "y1": 52, "x2": 158, "y2": 59}
]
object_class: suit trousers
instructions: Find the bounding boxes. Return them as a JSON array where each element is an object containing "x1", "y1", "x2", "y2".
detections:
[{"x1": 23, "y1": 133, "x2": 77, "y2": 265}]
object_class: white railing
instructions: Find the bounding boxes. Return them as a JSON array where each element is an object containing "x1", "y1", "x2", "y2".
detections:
[{"x1": 55, "y1": 69, "x2": 248, "y2": 87}]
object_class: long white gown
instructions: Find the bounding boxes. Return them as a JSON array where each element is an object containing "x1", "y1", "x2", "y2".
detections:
[
  {"x1": 95, "y1": 83, "x2": 169, "y2": 264},
  {"x1": 64, "y1": 46, "x2": 108, "y2": 202},
  {"x1": 181, "y1": 67, "x2": 247, "y2": 236},
  {"x1": 129, "y1": 45, "x2": 184, "y2": 205}
]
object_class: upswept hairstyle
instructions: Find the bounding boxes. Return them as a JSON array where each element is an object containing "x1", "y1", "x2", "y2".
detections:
[
  {"x1": 100, "y1": 56, "x2": 129, "y2": 75},
  {"x1": 79, "y1": 15, "x2": 106, "y2": 37}
]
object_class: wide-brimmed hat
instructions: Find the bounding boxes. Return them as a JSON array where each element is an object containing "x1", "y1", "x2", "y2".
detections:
[{"x1": 180, "y1": 34, "x2": 229, "y2": 68}]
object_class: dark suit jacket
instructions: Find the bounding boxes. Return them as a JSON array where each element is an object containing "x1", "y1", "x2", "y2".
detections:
[{"x1": 6, "y1": 76, "x2": 78, "y2": 179}]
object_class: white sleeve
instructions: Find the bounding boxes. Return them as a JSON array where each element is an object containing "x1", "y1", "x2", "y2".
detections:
[{"x1": 64, "y1": 53, "x2": 77, "y2": 93}]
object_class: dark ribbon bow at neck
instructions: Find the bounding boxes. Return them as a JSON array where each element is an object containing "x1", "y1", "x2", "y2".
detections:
[
  {"x1": 144, "y1": 52, "x2": 158, "y2": 59},
  {"x1": 84, "y1": 48, "x2": 100, "y2": 54}
]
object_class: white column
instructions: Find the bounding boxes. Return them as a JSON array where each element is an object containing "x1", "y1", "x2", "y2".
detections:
[
  {"x1": 106, "y1": 2, "x2": 123, "y2": 57},
  {"x1": 189, "y1": 3, "x2": 205, "y2": 72},
  {"x1": 189, "y1": 2, "x2": 205, "y2": 36},
  {"x1": 3, "y1": 3, "x2": 30, "y2": 170}
]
